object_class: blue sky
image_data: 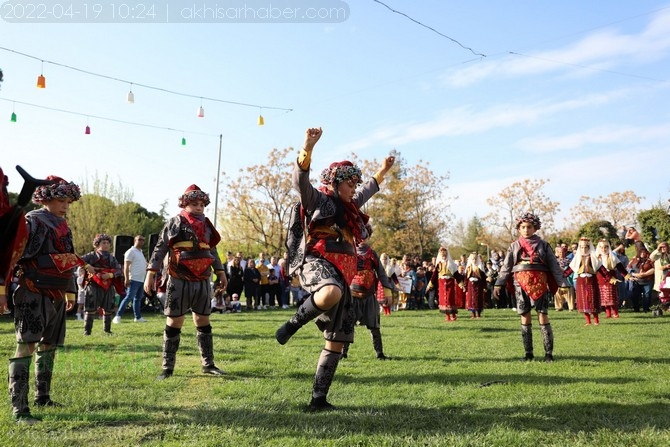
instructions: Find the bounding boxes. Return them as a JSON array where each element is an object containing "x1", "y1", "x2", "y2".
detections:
[{"x1": 1, "y1": 1, "x2": 669, "y2": 233}]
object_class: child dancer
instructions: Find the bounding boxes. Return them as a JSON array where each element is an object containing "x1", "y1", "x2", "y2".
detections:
[
  {"x1": 427, "y1": 247, "x2": 460, "y2": 321},
  {"x1": 494, "y1": 213, "x2": 567, "y2": 361},
  {"x1": 565, "y1": 237, "x2": 602, "y2": 326},
  {"x1": 464, "y1": 253, "x2": 486, "y2": 319},
  {"x1": 595, "y1": 239, "x2": 628, "y2": 319}
]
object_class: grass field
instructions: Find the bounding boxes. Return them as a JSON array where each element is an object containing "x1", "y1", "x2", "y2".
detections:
[{"x1": 1, "y1": 306, "x2": 670, "y2": 447}]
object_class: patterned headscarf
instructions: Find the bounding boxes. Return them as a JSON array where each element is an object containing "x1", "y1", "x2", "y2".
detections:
[
  {"x1": 178, "y1": 184, "x2": 210, "y2": 208},
  {"x1": 32, "y1": 176, "x2": 81, "y2": 204},
  {"x1": 516, "y1": 212, "x2": 541, "y2": 230},
  {"x1": 320, "y1": 161, "x2": 362, "y2": 186},
  {"x1": 93, "y1": 233, "x2": 112, "y2": 247}
]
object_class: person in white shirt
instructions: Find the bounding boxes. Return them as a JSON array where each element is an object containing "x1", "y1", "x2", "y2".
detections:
[{"x1": 113, "y1": 235, "x2": 148, "y2": 323}]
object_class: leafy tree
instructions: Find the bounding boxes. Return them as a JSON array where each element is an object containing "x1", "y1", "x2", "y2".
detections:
[
  {"x1": 637, "y1": 203, "x2": 670, "y2": 246},
  {"x1": 569, "y1": 191, "x2": 644, "y2": 230},
  {"x1": 68, "y1": 175, "x2": 165, "y2": 255},
  {"x1": 484, "y1": 178, "x2": 560, "y2": 244},
  {"x1": 575, "y1": 220, "x2": 618, "y2": 244},
  {"x1": 217, "y1": 146, "x2": 296, "y2": 257},
  {"x1": 362, "y1": 151, "x2": 451, "y2": 259}
]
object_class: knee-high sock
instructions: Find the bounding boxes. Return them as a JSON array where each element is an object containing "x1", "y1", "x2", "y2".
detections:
[
  {"x1": 312, "y1": 348, "x2": 341, "y2": 399},
  {"x1": 196, "y1": 324, "x2": 215, "y2": 368},
  {"x1": 521, "y1": 324, "x2": 533, "y2": 355},
  {"x1": 290, "y1": 295, "x2": 324, "y2": 327},
  {"x1": 593, "y1": 313, "x2": 600, "y2": 324},
  {"x1": 584, "y1": 313, "x2": 592, "y2": 324},
  {"x1": 103, "y1": 314, "x2": 113, "y2": 332},
  {"x1": 370, "y1": 328, "x2": 384, "y2": 357},
  {"x1": 341, "y1": 343, "x2": 350, "y2": 358},
  {"x1": 34, "y1": 348, "x2": 57, "y2": 402},
  {"x1": 539, "y1": 323, "x2": 554, "y2": 356},
  {"x1": 84, "y1": 312, "x2": 95, "y2": 334},
  {"x1": 162, "y1": 326, "x2": 181, "y2": 372},
  {"x1": 8, "y1": 356, "x2": 32, "y2": 416},
  {"x1": 276, "y1": 295, "x2": 324, "y2": 344}
]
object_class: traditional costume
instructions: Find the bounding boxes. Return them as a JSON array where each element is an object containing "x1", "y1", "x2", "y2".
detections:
[
  {"x1": 428, "y1": 247, "x2": 460, "y2": 321},
  {"x1": 344, "y1": 228, "x2": 396, "y2": 360},
  {"x1": 495, "y1": 212, "x2": 566, "y2": 360},
  {"x1": 278, "y1": 142, "x2": 388, "y2": 411},
  {"x1": 9, "y1": 176, "x2": 83, "y2": 422},
  {"x1": 595, "y1": 240, "x2": 628, "y2": 319},
  {"x1": 464, "y1": 253, "x2": 486, "y2": 319},
  {"x1": 81, "y1": 233, "x2": 124, "y2": 335},
  {"x1": 147, "y1": 184, "x2": 226, "y2": 379},
  {"x1": 564, "y1": 237, "x2": 602, "y2": 325}
]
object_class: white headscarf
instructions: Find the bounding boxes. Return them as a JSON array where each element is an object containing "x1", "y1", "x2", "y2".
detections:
[
  {"x1": 465, "y1": 253, "x2": 485, "y2": 277},
  {"x1": 435, "y1": 247, "x2": 457, "y2": 276},
  {"x1": 569, "y1": 238, "x2": 601, "y2": 273},
  {"x1": 595, "y1": 240, "x2": 620, "y2": 270}
]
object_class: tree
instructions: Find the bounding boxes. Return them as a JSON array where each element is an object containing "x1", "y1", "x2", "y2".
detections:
[
  {"x1": 68, "y1": 175, "x2": 165, "y2": 255},
  {"x1": 362, "y1": 151, "x2": 452, "y2": 259},
  {"x1": 68, "y1": 195, "x2": 165, "y2": 255},
  {"x1": 217, "y1": 146, "x2": 296, "y2": 257},
  {"x1": 484, "y1": 178, "x2": 560, "y2": 244},
  {"x1": 449, "y1": 215, "x2": 488, "y2": 259},
  {"x1": 637, "y1": 203, "x2": 670, "y2": 247},
  {"x1": 575, "y1": 220, "x2": 618, "y2": 244},
  {"x1": 569, "y1": 191, "x2": 644, "y2": 230}
]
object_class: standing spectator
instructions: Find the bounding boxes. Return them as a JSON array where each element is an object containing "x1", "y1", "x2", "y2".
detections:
[
  {"x1": 595, "y1": 239, "x2": 628, "y2": 319},
  {"x1": 427, "y1": 247, "x2": 460, "y2": 321},
  {"x1": 484, "y1": 260, "x2": 497, "y2": 309},
  {"x1": 414, "y1": 266, "x2": 428, "y2": 309},
  {"x1": 345, "y1": 226, "x2": 396, "y2": 360},
  {"x1": 225, "y1": 255, "x2": 244, "y2": 301},
  {"x1": 267, "y1": 256, "x2": 281, "y2": 308},
  {"x1": 9, "y1": 176, "x2": 85, "y2": 423},
  {"x1": 243, "y1": 259, "x2": 260, "y2": 310},
  {"x1": 650, "y1": 241, "x2": 670, "y2": 303},
  {"x1": 494, "y1": 213, "x2": 567, "y2": 361},
  {"x1": 565, "y1": 237, "x2": 602, "y2": 325},
  {"x1": 235, "y1": 251, "x2": 246, "y2": 271},
  {"x1": 75, "y1": 266, "x2": 86, "y2": 320},
  {"x1": 612, "y1": 242, "x2": 629, "y2": 309},
  {"x1": 256, "y1": 252, "x2": 270, "y2": 309},
  {"x1": 289, "y1": 272, "x2": 304, "y2": 306},
  {"x1": 275, "y1": 127, "x2": 394, "y2": 411},
  {"x1": 463, "y1": 253, "x2": 486, "y2": 319},
  {"x1": 627, "y1": 247, "x2": 655, "y2": 312},
  {"x1": 278, "y1": 258, "x2": 291, "y2": 309},
  {"x1": 267, "y1": 266, "x2": 280, "y2": 309},
  {"x1": 144, "y1": 184, "x2": 227, "y2": 380},
  {"x1": 553, "y1": 245, "x2": 575, "y2": 311},
  {"x1": 81, "y1": 234, "x2": 124, "y2": 335},
  {"x1": 397, "y1": 262, "x2": 416, "y2": 310},
  {"x1": 114, "y1": 235, "x2": 148, "y2": 324}
]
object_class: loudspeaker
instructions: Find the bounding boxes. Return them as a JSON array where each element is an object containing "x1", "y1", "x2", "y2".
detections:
[
  {"x1": 113, "y1": 235, "x2": 134, "y2": 265},
  {"x1": 148, "y1": 233, "x2": 159, "y2": 259}
]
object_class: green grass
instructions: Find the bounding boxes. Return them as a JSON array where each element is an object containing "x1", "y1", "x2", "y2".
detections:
[{"x1": 2, "y1": 307, "x2": 670, "y2": 446}]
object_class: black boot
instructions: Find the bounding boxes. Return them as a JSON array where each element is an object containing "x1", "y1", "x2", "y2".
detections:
[
  {"x1": 308, "y1": 348, "x2": 340, "y2": 412},
  {"x1": 521, "y1": 324, "x2": 533, "y2": 361},
  {"x1": 340, "y1": 343, "x2": 350, "y2": 359},
  {"x1": 540, "y1": 323, "x2": 554, "y2": 362},
  {"x1": 103, "y1": 314, "x2": 113, "y2": 334},
  {"x1": 34, "y1": 348, "x2": 62, "y2": 407},
  {"x1": 371, "y1": 328, "x2": 387, "y2": 360},
  {"x1": 197, "y1": 325, "x2": 224, "y2": 376},
  {"x1": 9, "y1": 356, "x2": 40, "y2": 423},
  {"x1": 83, "y1": 313, "x2": 95, "y2": 335},
  {"x1": 158, "y1": 326, "x2": 181, "y2": 380},
  {"x1": 276, "y1": 295, "x2": 323, "y2": 345}
]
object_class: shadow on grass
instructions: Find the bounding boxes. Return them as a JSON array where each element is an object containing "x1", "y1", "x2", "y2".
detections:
[{"x1": 54, "y1": 399, "x2": 669, "y2": 437}]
